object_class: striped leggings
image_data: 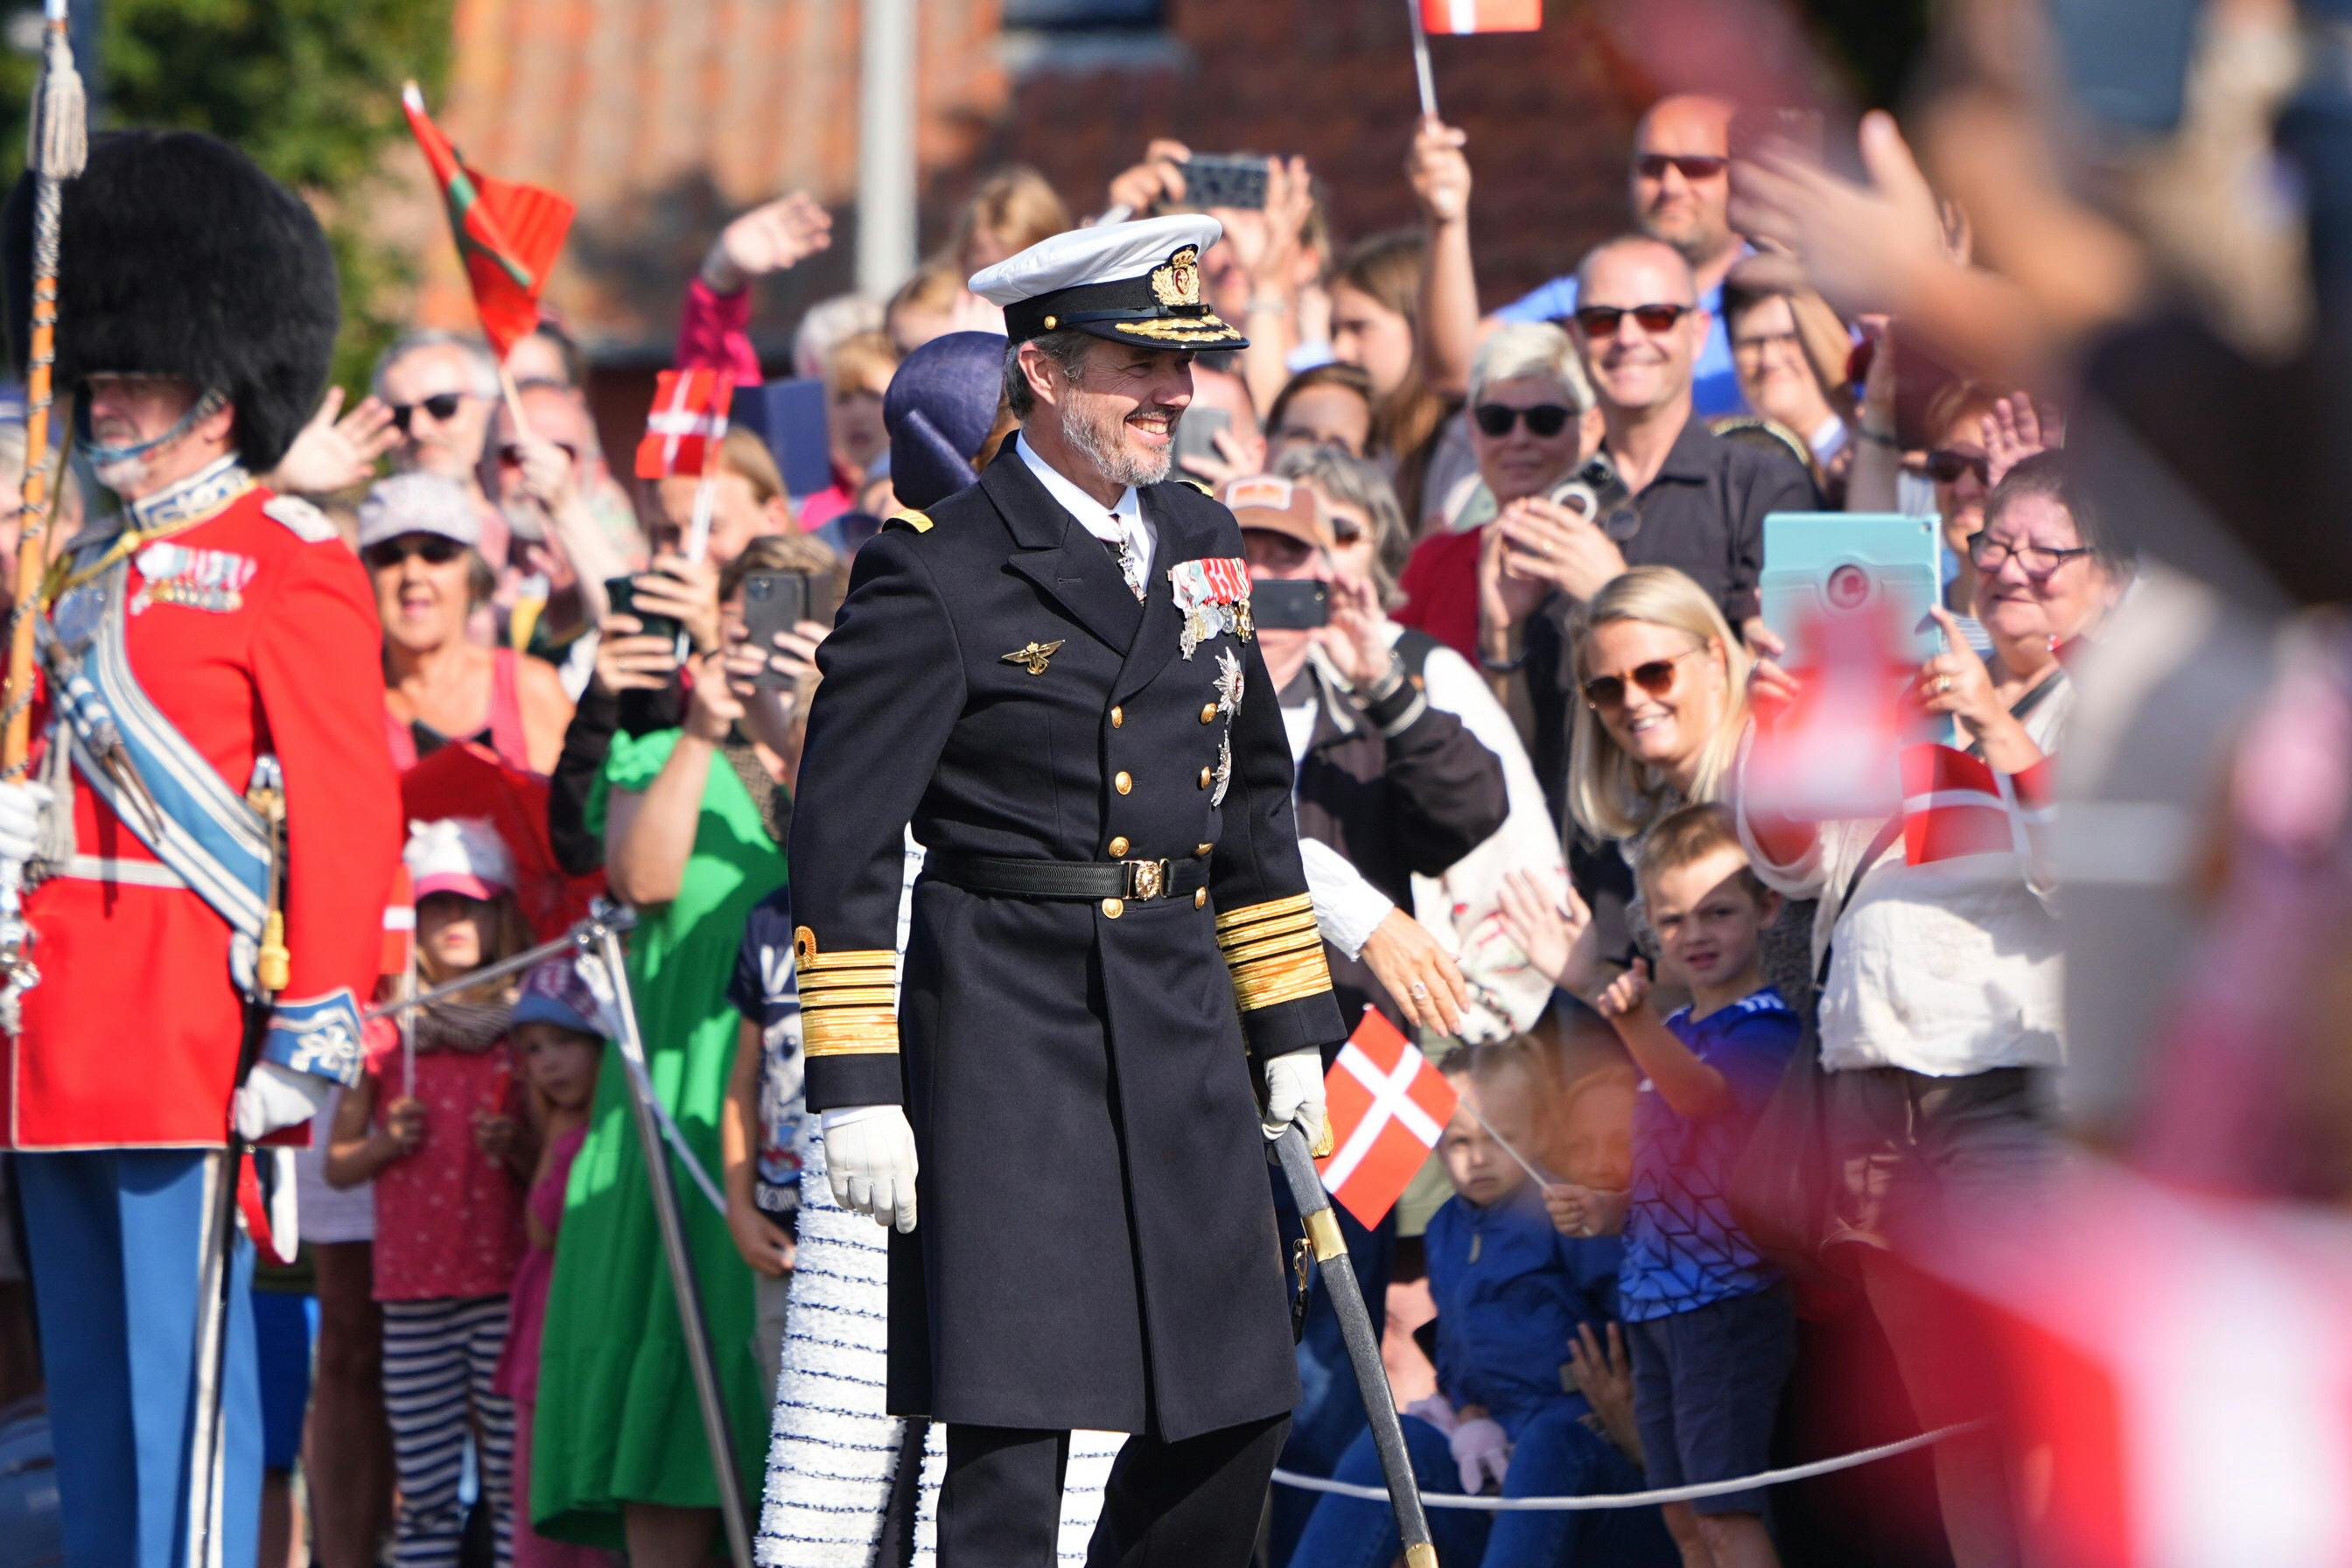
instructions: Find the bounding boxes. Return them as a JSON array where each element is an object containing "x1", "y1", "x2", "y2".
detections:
[{"x1": 383, "y1": 1294, "x2": 515, "y2": 1568}]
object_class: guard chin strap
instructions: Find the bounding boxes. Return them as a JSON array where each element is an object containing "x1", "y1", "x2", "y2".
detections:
[{"x1": 76, "y1": 387, "x2": 226, "y2": 468}]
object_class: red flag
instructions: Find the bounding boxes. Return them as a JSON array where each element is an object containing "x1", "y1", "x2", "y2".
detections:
[
  {"x1": 1899, "y1": 744, "x2": 2054, "y2": 867},
  {"x1": 634, "y1": 369, "x2": 738, "y2": 480},
  {"x1": 380, "y1": 862, "x2": 415, "y2": 977},
  {"x1": 1419, "y1": 0, "x2": 1542, "y2": 33},
  {"x1": 1316, "y1": 1010, "x2": 1459, "y2": 1228},
  {"x1": 402, "y1": 82, "x2": 575, "y2": 358}
]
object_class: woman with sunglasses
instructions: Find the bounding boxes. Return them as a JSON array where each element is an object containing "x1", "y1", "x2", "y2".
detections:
[
  {"x1": 1738, "y1": 453, "x2": 2127, "y2": 1568},
  {"x1": 1395, "y1": 321, "x2": 1601, "y2": 661},
  {"x1": 360, "y1": 472, "x2": 575, "y2": 776}
]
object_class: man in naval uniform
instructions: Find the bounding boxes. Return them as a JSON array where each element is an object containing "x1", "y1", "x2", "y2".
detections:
[
  {"x1": 0, "y1": 131, "x2": 402, "y2": 1567},
  {"x1": 787, "y1": 214, "x2": 1345, "y2": 1564}
]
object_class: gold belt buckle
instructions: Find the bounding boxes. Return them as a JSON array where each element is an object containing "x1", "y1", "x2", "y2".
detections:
[{"x1": 1123, "y1": 858, "x2": 1173, "y2": 901}]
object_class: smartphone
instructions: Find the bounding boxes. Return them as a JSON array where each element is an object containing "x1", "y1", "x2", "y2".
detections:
[
  {"x1": 1758, "y1": 513, "x2": 1943, "y2": 671},
  {"x1": 1181, "y1": 154, "x2": 1270, "y2": 211},
  {"x1": 1172, "y1": 405, "x2": 1231, "y2": 475},
  {"x1": 731, "y1": 378, "x2": 835, "y2": 498},
  {"x1": 739, "y1": 570, "x2": 815, "y2": 690},
  {"x1": 1252, "y1": 578, "x2": 1329, "y2": 631},
  {"x1": 1548, "y1": 453, "x2": 1639, "y2": 542},
  {"x1": 604, "y1": 574, "x2": 682, "y2": 645}
]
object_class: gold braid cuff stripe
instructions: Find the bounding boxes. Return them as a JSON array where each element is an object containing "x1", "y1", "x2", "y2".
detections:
[
  {"x1": 1230, "y1": 947, "x2": 1333, "y2": 1012},
  {"x1": 799, "y1": 984, "x2": 900, "y2": 1010},
  {"x1": 1214, "y1": 892, "x2": 1314, "y2": 937},
  {"x1": 1221, "y1": 929, "x2": 1326, "y2": 969},
  {"x1": 804, "y1": 1005, "x2": 901, "y2": 1057}
]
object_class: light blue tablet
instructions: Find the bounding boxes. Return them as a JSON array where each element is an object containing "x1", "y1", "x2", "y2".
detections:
[{"x1": 1759, "y1": 512, "x2": 1944, "y2": 668}]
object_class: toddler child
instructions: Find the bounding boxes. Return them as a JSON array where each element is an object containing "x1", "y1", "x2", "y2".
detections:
[{"x1": 327, "y1": 817, "x2": 533, "y2": 1568}]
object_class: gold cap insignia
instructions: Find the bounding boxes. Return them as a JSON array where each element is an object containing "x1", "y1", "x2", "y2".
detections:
[{"x1": 1150, "y1": 245, "x2": 1203, "y2": 308}]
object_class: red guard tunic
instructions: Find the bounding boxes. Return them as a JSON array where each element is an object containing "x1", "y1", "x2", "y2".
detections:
[{"x1": 0, "y1": 465, "x2": 402, "y2": 1150}]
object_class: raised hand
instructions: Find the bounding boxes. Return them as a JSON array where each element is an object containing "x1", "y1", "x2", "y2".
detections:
[{"x1": 702, "y1": 192, "x2": 834, "y2": 294}]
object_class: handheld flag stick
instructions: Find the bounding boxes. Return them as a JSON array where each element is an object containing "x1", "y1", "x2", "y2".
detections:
[
  {"x1": 1272, "y1": 1126, "x2": 1437, "y2": 1566},
  {"x1": 0, "y1": 0, "x2": 88, "y2": 1027},
  {"x1": 1463, "y1": 1096, "x2": 1553, "y2": 1187},
  {"x1": 496, "y1": 360, "x2": 535, "y2": 440},
  {"x1": 1405, "y1": 0, "x2": 1439, "y2": 120},
  {"x1": 682, "y1": 395, "x2": 732, "y2": 565}
]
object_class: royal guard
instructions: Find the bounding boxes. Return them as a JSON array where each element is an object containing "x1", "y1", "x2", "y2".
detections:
[
  {"x1": 788, "y1": 214, "x2": 1344, "y2": 1564},
  {"x1": 0, "y1": 130, "x2": 402, "y2": 1567}
]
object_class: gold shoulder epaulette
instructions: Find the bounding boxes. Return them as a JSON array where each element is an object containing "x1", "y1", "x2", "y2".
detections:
[
  {"x1": 886, "y1": 509, "x2": 934, "y2": 534},
  {"x1": 1179, "y1": 478, "x2": 1213, "y2": 496}
]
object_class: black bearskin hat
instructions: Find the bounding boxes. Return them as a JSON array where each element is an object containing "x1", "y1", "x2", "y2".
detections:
[{"x1": 4, "y1": 130, "x2": 339, "y2": 472}]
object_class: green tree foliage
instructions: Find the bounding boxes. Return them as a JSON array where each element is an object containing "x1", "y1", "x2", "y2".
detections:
[{"x1": 2, "y1": 0, "x2": 455, "y2": 393}]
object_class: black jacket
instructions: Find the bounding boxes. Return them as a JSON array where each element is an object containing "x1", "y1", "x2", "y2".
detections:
[{"x1": 787, "y1": 439, "x2": 1344, "y2": 1440}]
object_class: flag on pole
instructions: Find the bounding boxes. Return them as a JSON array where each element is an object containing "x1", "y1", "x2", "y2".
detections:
[
  {"x1": 635, "y1": 369, "x2": 738, "y2": 481},
  {"x1": 1418, "y1": 0, "x2": 1541, "y2": 33},
  {"x1": 402, "y1": 82, "x2": 575, "y2": 357},
  {"x1": 1317, "y1": 1010, "x2": 1459, "y2": 1228},
  {"x1": 380, "y1": 863, "x2": 415, "y2": 978}
]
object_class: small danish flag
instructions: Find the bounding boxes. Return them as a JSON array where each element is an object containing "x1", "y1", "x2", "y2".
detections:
[
  {"x1": 1419, "y1": 0, "x2": 1542, "y2": 33},
  {"x1": 1318, "y1": 1009, "x2": 1459, "y2": 1228},
  {"x1": 634, "y1": 369, "x2": 737, "y2": 480},
  {"x1": 381, "y1": 863, "x2": 415, "y2": 978},
  {"x1": 1900, "y1": 743, "x2": 2055, "y2": 866}
]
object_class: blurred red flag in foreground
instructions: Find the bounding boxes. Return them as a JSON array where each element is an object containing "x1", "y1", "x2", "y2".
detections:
[
  {"x1": 1318, "y1": 1009, "x2": 1458, "y2": 1228},
  {"x1": 402, "y1": 81, "x2": 574, "y2": 358},
  {"x1": 1420, "y1": 0, "x2": 1542, "y2": 33}
]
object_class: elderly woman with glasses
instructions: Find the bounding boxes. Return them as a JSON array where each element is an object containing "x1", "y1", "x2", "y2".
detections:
[
  {"x1": 1737, "y1": 452, "x2": 2127, "y2": 1568},
  {"x1": 1395, "y1": 321, "x2": 1603, "y2": 661},
  {"x1": 362, "y1": 471, "x2": 575, "y2": 775}
]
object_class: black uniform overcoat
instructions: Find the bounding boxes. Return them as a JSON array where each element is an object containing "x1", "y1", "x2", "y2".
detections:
[{"x1": 788, "y1": 438, "x2": 1347, "y2": 1441}]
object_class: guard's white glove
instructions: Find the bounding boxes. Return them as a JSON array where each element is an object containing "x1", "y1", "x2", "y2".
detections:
[
  {"x1": 1262, "y1": 1051, "x2": 1328, "y2": 1152},
  {"x1": 0, "y1": 780, "x2": 52, "y2": 865},
  {"x1": 1404, "y1": 1393, "x2": 1460, "y2": 1437},
  {"x1": 232, "y1": 1061, "x2": 333, "y2": 1141},
  {"x1": 822, "y1": 1105, "x2": 920, "y2": 1232},
  {"x1": 1449, "y1": 1415, "x2": 1511, "y2": 1494}
]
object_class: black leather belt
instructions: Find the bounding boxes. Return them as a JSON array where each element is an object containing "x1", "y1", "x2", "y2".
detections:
[{"x1": 928, "y1": 851, "x2": 1209, "y2": 903}]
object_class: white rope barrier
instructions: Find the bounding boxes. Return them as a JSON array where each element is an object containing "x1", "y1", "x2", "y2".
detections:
[{"x1": 1271, "y1": 1418, "x2": 1985, "y2": 1511}]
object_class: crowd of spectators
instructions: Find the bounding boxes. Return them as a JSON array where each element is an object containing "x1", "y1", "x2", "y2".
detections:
[{"x1": 0, "y1": 47, "x2": 2142, "y2": 1568}]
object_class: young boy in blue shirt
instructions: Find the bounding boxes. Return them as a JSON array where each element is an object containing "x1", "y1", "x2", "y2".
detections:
[{"x1": 1564, "y1": 803, "x2": 1802, "y2": 1568}]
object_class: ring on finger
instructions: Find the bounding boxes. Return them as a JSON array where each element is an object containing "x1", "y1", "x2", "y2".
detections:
[
  {"x1": 1934, "y1": 674, "x2": 1952, "y2": 695},
  {"x1": 1408, "y1": 981, "x2": 1431, "y2": 998}
]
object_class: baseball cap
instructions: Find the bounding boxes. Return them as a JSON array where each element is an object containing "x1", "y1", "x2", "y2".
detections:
[
  {"x1": 402, "y1": 816, "x2": 514, "y2": 903},
  {"x1": 510, "y1": 955, "x2": 608, "y2": 1038},
  {"x1": 1219, "y1": 474, "x2": 1331, "y2": 550},
  {"x1": 356, "y1": 471, "x2": 483, "y2": 552}
]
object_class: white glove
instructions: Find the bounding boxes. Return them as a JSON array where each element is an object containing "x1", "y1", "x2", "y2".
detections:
[
  {"x1": 1449, "y1": 1415, "x2": 1511, "y2": 1494},
  {"x1": 822, "y1": 1105, "x2": 920, "y2": 1232},
  {"x1": 0, "y1": 780, "x2": 52, "y2": 865},
  {"x1": 1262, "y1": 1051, "x2": 1327, "y2": 1150},
  {"x1": 1404, "y1": 1393, "x2": 1460, "y2": 1437},
  {"x1": 232, "y1": 1061, "x2": 333, "y2": 1141}
]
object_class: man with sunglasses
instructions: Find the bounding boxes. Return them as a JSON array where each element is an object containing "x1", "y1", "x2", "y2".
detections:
[
  {"x1": 1485, "y1": 94, "x2": 1749, "y2": 417},
  {"x1": 374, "y1": 330, "x2": 500, "y2": 514},
  {"x1": 0, "y1": 130, "x2": 402, "y2": 1568},
  {"x1": 1484, "y1": 234, "x2": 1814, "y2": 830}
]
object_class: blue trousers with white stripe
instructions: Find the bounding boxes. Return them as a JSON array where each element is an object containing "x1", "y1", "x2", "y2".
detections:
[
  {"x1": 382, "y1": 1293, "x2": 515, "y2": 1568},
  {"x1": 17, "y1": 1148, "x2": 259, "y2": 1568}
]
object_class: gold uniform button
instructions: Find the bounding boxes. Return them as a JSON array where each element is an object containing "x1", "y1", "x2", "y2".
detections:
[
  {"x1": 1108, "y1": 836, "x2": 1130, "y2": 858},
  {"x1": 1110, "y1": 706, "x2": 1124, "y2": 728},
  {"x1": 1200, "y1": 704, "x2": 1218, "y2": 724},
  {"x1": 1101, "y1": 897, "x2": 1124, "y2": 919},
  {"x1": 1115, "y1": 771, "x2": 1133, "y2": 795},
  {"x1": 1198, "y1": 766, "x2": 1213, "y2": 789},
  {"x1": 1194, "y1": 888, "x2": 1208, "y2": 908},
  {"x1": 1195, "y1": 842, "x2": 1214, "y2": 858}
]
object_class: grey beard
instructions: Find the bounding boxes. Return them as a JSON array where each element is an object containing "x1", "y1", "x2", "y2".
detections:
[{"x1": 1065, "y1": 398, "x2": 1175, "y2": 489}]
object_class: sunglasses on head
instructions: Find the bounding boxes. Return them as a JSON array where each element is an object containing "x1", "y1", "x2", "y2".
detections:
[
  {"x1": 1634, "y1": 153, "x2": 1729, "y2": 181},
  {"x1": 1473, "y1": 402, "x2": 1573, "y2": 439},
  {"x1": 388, "y1": 392, "x2": 467, "y2": 435},
  {"x1": 1580, "y1": 646, "x2": 1702, "y2": 710},
  {"x1": 362, "y1": 534, "x2": 466, "y2": 570},
  {"x1": 1572, "y1": 303, "x2": 1692, "y2": 337},
  {"x1": 1924, "y1": 449, "x2": 1991, "y2": 485}
]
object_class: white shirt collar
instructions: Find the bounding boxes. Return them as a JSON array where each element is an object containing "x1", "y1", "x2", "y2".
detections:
[{"x1": 1014, "y1": 431, "x2": 1144, "y2": 544}]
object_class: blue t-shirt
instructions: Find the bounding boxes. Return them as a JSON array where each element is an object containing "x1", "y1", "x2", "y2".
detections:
[
  {"x1": 1425, "y1": 1188, "x2": 1620, "y2": 1438},
  {"x1": 725, "y1": 886, "x2": 806, "y2": 1215},
  {"x1": 1494, "y1": 273, "x2": 1746, "y2": 420},
  {"x1": 1619, "y1": 985, "x2": 1799, "y2": 1321}
]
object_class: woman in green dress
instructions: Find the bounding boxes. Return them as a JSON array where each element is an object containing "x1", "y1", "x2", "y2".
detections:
[{"x1": 529, "y1": 551, "x2": 790, "y2": 1563}]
